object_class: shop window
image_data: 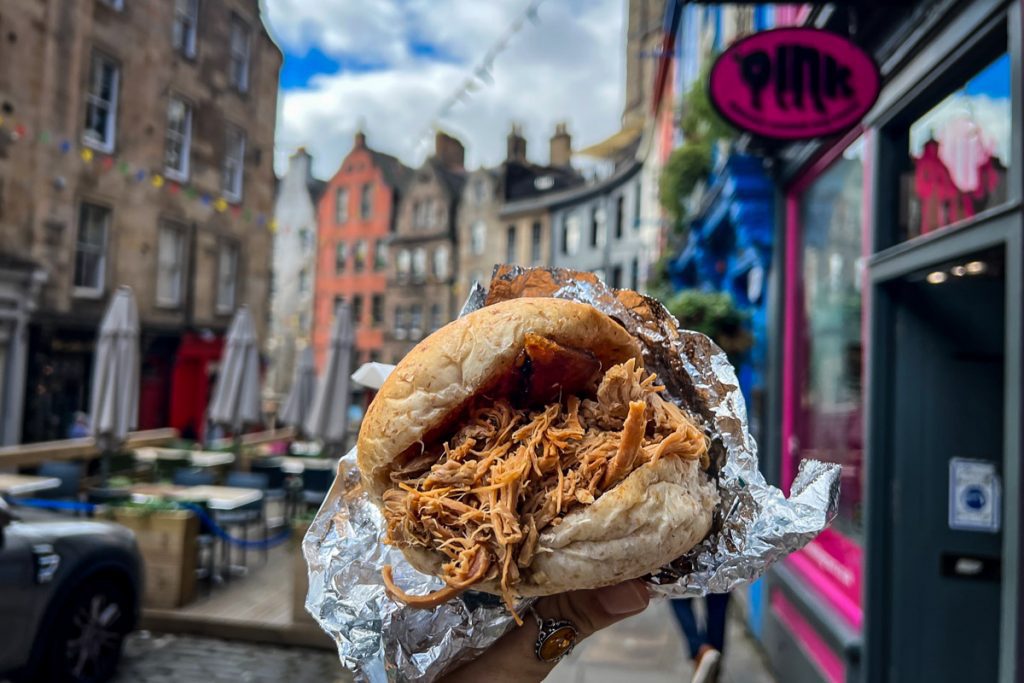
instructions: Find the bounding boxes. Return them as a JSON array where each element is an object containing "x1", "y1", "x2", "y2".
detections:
[
  {"x1": 791, "y1": 137, "x2": 866, "y2": 542},
  {"x1": 900, "y1": 54, "x2": 1011, "y2": 241}
]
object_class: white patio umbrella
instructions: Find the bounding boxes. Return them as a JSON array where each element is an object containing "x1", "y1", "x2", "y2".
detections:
[
  {"x1": 89, "y1": 286, "x2": 140, "y2": 485},
  {"x1": 278, "y1": 345, "x2": 316, "y2": 433},
  {"x1": 208, "y1": 306, "x2": 263, "y2": 437},
  {"x1": 305, "y1": 301, "x2": 355, "y2": 452}
]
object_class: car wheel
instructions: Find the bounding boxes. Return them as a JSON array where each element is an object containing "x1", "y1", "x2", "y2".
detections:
[{"x1": 42, "y1": 577, "x2": 133, "y2": 683}]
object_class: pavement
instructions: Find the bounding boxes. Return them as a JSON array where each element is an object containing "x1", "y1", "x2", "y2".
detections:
[{"x1": 114, "y1": 599, "x2": 775, "y2": 682}]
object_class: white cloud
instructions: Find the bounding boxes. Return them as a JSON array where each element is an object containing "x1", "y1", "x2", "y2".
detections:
[{"x1": 266, "y1": 0, "x2": 626, "y2": 179}]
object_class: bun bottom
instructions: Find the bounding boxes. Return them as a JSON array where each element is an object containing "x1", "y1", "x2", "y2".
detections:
[{"x1": 397, "y1": 456, "x2": 717, "y2": 596}]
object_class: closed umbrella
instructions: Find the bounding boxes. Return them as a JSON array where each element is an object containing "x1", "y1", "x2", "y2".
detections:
[
  {"x1": 208, "y1": 306, "x2": 263, "y2": 437},
  {"x1": 305, "y1": 301, "x2": 354, "y2": 453},
  {"x1": 279, "y1": 346, "x2": 315, "y2": 433},
  {"x1": 351, "y1": 362, "x2": 394, "y2": 391},
  {"x1": 89, "y1": 286, "x2": 140, "y2": 485}
]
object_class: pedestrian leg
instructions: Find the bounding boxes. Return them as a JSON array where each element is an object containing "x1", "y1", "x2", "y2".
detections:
[
  {"x1": 705, "y1": 592, "x2": 731, "y2": 653},
  {"x1": 670, "y1": 598, "x2": 706, "y2": 660}
]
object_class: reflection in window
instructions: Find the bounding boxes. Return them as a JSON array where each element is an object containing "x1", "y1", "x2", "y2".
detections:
[
  {"x1": 796, "y1": 137, "x2": 865, "y2": 541},
  {"x1": 904, "y1": 54, "x2": 1010, "y2": 240}
]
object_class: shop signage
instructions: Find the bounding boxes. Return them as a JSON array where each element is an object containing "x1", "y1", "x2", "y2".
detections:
[
  {"x1": 948, "y1": 457, "x2": 1000, "y2": 533},
  {"x1": 709, "y1": 28, "x2": 880, "y2": 140}
]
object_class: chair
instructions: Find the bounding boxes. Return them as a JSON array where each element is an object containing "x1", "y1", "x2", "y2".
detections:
[
  {"x1": 250, "y1": 459, "x2": 287, "y2": 526},
  {"x1": 218, "y1": 471, "x2": 269, "y2": 569},
  {"x1": 172, "y1": 468, "x2": 216, "y2": 487},
  {"x1": 300, "y1": 467, "x2": 333, "y2": 510},
  {"x1": 36, "y1": 462, "x2": 83, "y2": 514}
]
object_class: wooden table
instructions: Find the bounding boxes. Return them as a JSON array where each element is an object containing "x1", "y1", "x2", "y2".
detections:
[
  {"x1": 130, "y1": 484, "x2": 262, "y2": 511},
  {"x1": 0, "y1": 473, "x2": 61, "y2": 496}
]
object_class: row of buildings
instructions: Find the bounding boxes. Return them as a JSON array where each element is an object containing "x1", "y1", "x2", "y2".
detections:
[
  {"x1": 265, "y1": 0, "x2": 672, "y2": 397},
  {"x1": 0, "y1": 0, "x2": 281, "y2": 444}
]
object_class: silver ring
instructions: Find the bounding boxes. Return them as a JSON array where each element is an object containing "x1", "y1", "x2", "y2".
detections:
[{"x1": 529, "y1": 606, "x2": 579, "y2": 663}]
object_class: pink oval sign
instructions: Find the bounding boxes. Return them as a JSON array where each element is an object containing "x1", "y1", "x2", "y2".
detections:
[{"x1": 709, "y1": 28, "x2": 880, "y2": 140}]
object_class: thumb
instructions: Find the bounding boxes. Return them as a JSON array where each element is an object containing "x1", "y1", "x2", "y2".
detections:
[{"x1": 443, "y1": 580, "x2": 650, "y2": 683}]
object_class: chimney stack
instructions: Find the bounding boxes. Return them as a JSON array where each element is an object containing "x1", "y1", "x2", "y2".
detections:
[
  {"x1": 506, "y1": 123, "x2": 527, "y2": 162},
  {"x1": 434, "y1": 131, "x2": 465, "y2": 170},
  {"x1": 549, "y1": 122, "x2": 571, "y2": 168},
  {"x1": 354, "y1": 129, "x2": 366, "y2": 148}
]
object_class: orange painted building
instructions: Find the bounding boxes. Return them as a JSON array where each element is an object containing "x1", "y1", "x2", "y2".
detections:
[{"x1": 313, "y1": 131, "x2": 410, "y2": 372}]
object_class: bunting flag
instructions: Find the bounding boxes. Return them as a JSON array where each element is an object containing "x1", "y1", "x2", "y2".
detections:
[
  {"x1": 0, "y1": 117, "x2": 272, "y2": 229},
  {"x1": 412, "y1": 0, "x2": 548, "y2": 153}
]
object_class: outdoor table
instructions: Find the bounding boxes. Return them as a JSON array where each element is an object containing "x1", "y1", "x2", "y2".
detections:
[
  {"x1": 129, "y1": 483, "x2": 262, "y2": 510},
  {"x1": 0, "y1": 473, "x2": 62, "y2": 496},
  {"x1": 188, "y1": 452, "x2": 235, "y2": 468},
  {"x1": 279, "y1": 456, "x2": 338, "y2": 474}
]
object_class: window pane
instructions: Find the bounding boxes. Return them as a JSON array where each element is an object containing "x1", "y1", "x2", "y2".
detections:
[
  {"x1": 157, "y1": 225, "x2": 184, "y2": 305},
  {"x1": 471, "y1": 220, "x2": 486, "y2": 255},
  {"x1": 360, "y1": 183, "x2": 373, "y2": 219},
  {"x1": 565, "y1": 213, "x2": 581, "y2": 255},
  {"x1": 374, "y1": 240, "x2": 386, "y2": 270},
  {"x1": 371, "y1": 294, "x2": 383, "y2": 324},
  {"x1": 336, "y1": 188, "x2": 349, "y2": 223},
  {"x1": 354, "y1": 240, "x2": 367, "y2": 271},
  {"x1": 902, "y1": 54, "x2": 1011, "y2": 241},
  {"x1": 74, "y1": 203, "x2": 108, "y2": 291},
  {"x1": 796, "y1": 139, "x2": 865, "y2": 541},
  {"x1": 531, "y1": 222, "x2": 542, "y2": 263},
  {"x1": 412, "y1": 248, "x2": 426, "y2": 277},
  {"x1": 335, "y1": 242, "x2": 347, "y2": 273},
  {"x1": 433, "y1": 245, "x2": 448, "y2": 279},
  {"x1": 505, "y1": 226, "x2": 516, "y2": 264}
]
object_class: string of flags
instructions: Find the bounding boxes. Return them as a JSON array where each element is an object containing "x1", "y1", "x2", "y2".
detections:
[
  {"x1": 412, "y1": 0, "x2": 547, "y2": 156},
  {"x1": 0, "y1": 115, "x2": 279, "y2": 233}
]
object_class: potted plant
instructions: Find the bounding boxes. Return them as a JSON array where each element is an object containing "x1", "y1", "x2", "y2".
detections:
[{"x1": 663, "y1": 290, "x2": 754, "y2": 361}]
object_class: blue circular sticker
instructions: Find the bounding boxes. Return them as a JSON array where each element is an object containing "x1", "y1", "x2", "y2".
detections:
[{"x1": 962, "y1": 486, "x2": 987, "y2": 510}]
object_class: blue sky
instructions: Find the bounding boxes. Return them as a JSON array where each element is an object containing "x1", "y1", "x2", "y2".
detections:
[{"x1": 262, "y1": 0, "x2": 625, "y2": 178}]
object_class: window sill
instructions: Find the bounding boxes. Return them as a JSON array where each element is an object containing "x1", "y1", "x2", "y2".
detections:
[
  {"x1": 215, "y1": 306, "x2": 234, "y2": 316},
  {"x1": 165, "y1": 168, "x2": 189, "y2": 184},
  {"x1": 222, "y1": 191, "x2": 242, "y2": 205},
  {"x1": 81, "y1": 137, "x2": 115, "y2": 155},
  {"x1": 155, "y1": 299, "x2": 183, "y2": 310},
  {"x1": 73, "y1": 286, "x2": 104, "y2": 300}
]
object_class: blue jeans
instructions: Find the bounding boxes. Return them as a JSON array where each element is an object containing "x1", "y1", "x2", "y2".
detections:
[{"x1": 671, "y1": 594, "x2": 730, "y2": 659}]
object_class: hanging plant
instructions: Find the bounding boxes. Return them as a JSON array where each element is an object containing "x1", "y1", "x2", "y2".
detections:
[{"x1": 664, "y1": 289, "x2": 752, "y2": 359}]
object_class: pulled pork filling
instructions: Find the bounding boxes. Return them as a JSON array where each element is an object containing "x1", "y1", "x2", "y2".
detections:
[{"x1": 381, "y1": 352, "x2": 709, "y2": 619}]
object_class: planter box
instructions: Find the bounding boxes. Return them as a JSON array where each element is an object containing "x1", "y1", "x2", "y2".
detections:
[{"x1": 111, "y1": 508, "x2": 199, "y2": 609}]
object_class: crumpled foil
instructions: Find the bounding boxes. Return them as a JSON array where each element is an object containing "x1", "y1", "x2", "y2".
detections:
[{"x1": 303, "y1": 266, "x2": 841, "y2": 682}]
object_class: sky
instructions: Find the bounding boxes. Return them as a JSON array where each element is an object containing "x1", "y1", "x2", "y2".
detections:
[{"x1": 261, "y1": 0, "x2": 627, "y2": 180}]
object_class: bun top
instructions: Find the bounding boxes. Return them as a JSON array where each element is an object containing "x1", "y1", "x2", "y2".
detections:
[{"x1": 357, "y1": 298, "x2": 642, "y2": 498}]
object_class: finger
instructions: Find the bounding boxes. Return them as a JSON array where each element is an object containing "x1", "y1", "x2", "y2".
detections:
[{"x1": 443, "y1": 580, "x2": 650, "y2": 683}]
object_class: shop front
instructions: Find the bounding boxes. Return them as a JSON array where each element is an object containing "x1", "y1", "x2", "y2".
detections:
[{"x1": 761, "y1": 3, "x2": 1022, "y2": 682}]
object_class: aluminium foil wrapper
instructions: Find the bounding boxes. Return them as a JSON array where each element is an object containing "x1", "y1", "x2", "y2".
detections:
[{"x1": 303, "y1": 266, "x2": 841, "y2": 682}]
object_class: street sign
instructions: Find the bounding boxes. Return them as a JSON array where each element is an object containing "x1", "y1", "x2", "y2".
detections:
[
  {"x1": 709, "y1": 28, "x2": 880, "y2": 140},
  {"x1": 948, "y1": 457, "x2": 1000, "y2": 533}
]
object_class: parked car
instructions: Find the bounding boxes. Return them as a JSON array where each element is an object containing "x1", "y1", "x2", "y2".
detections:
[{"x1": 0, "y1": 497, "x2": 141, "y2": 683}]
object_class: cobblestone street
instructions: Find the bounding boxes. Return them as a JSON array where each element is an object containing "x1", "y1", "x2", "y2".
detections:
[{"x1": 114, "y1": 632, "x2": 348, "y2": 683}]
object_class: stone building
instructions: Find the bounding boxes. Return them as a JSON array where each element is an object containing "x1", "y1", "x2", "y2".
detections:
[
  {"x1": 382, "y1": 132, "x2": 465, "y2": 364},
  {"x1": 313, "y1": 130, "x2": 410, "y2": 374},
  {"x1": 548, "y1": 154, "x2": 645, "y2": 288},
  {"x1": 455, "y1": 124, "x2": 582, "y2": 304},
  {"x1": 0, "y1": 0, "x2": 281, "y2": 443},
  {"x1": 265, "y1": 149, "x2": 325, "y2": 404}
]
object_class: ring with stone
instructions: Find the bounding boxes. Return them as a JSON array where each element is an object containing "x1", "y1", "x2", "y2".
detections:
[{"x1": 529, "y1": 606, "x2": 579, "y2": 663}]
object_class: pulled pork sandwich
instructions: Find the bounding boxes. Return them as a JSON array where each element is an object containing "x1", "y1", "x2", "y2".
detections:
[{"x1": 358, "y1": 298, "x2": 718, "y2": 620}]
